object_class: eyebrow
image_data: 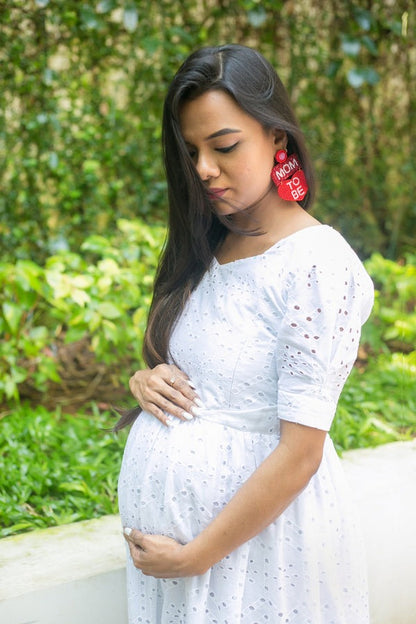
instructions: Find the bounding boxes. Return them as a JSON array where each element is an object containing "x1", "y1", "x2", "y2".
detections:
[{"x1": 206, "y1": 128, "x2": 242, "y2": 140}]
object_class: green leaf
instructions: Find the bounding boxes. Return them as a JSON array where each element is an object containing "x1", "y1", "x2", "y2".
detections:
[
  {"x1": 102, "y1": 318, "x2": 119, "y2": 342},
  {"x1": 360, "y1": 67, "x2": 380, "y2": 85},
  {"x1": 347, "y1": 67, "x2": 380, "y2": 88},
  {"x1": 3, "y1": 375, "x2": 18, "y2": 399},
  {"x1": 353, "y1": 7, "x2": 373, "y2": 31},
  {"x1": 141, "y1": 36, "x2": 161, "y2": 55},
  {"x1": 96, "y1": 0, "x2": 115, "y2": 13},
  {"x1": 362, "y1": 35, "x2": 378, "y2": 56},
  {"x1": 341, "y1": 36, "x2": 361, "y2": 57},
  {"x1": 5, "y1": 522, "x2": 34, "y2": 532},
  {"x1": 29, "y1": 326, "x2": 49, "y2": 342},
  {"x1": 247, "y1": 8, "x2": 268, "y2": 28},
  {"x1": 59, "y1": 482, "x2": 90, "y2": 494},
  {"x1": 72, "y1": 275, "x2": 94, "y2": 289},
  {"x1": 387, "y1": 20, "x2": 403, "y2": 37},
  {"x1": 326, "y1": 60, "x2": 342, "y2": 79},
  {"x1": 123, "y1": 5, "x2": 138, "y2": 32},
  {"x1": 16, "y1": 260, "x2": 43, "y2": 292},
  {"x1": 97, "y1": 258, "x2": 120, "y2": 277},
  {"x1": 347, "y1": 69, "x2": 364, "y2": 88},
  {"x1": 81, "y1": 235, "x2": 114, "y2": 256},
  {"x1": 2, "y1": 303, "x2": 23, "y2": 335},
  {"x1": 49, "y1": 152, "x2": 59, "y2": 169},
  {"x1": 45, "y1": 271, "x2": 71, "y2": 298},
  {"x1": 80, "y1": 5, "x2": 100, "y2": 30},
  {"x1": 71, "y1": 288, "x2": 91, "y2": 307},
  {"x1": 97, "y1": 302, "x2": 122, "y2": 319},
  {"x1": 82, "y1": 159, "x2": 100, "y2": 174}
]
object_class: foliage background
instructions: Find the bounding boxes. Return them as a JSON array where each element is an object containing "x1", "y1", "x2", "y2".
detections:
[
  {"x1": 1, "y1": 0, "x2": 415, "y2": 261},
  {"x1": 0, "y1": 1, "x2": 415, "y2": 536}
]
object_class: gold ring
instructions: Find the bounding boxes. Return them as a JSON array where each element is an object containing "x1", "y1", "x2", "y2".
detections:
[{"x1": 170, "y1": 376, "x2": 176, "y2": 385}]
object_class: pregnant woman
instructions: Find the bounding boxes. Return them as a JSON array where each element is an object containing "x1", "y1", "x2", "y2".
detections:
[{"x1": 117, "y1": 44, "x2": 373, "y2": 624}]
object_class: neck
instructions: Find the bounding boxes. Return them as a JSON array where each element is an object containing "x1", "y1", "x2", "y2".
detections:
[
  {"x1": 229, "y1": 184, "x2": 304, "y2": 235},
  {"x1": 217, "y1": 188, "x2": 320, "y2": 263}
]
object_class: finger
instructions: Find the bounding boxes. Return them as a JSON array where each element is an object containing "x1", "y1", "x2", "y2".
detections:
[
  {"x1": 136, "y1": 397, "x2": 191, "y2": 427},
  {"x1": 145, "y1": 385, "x2": 201, "y2": 419},
  {"x1": 140, "y1": 395, "x2": 191, "y2": 424},
  {"x1": 163, "y1": 386, "x2": 202, "y2": 414},
  {"x1": 148, "y1": 393, "x2": 199, "y2": 423},
  {"x1": 145, "y1": 375, "x2": 197, "y2": 409},
  {"x1": 140, "y1": 401, "x2": 175, "y2": 426},
  {"x1": 124, "y1": 527, "x2": 145, "y2": 548},
  {"x1": 170, "y1": 377, "x2": 199, "y2": 402},
  {"x1": 126, "y1": 541, "x2": 146, "y2": 571},
  {"x1": 164, "y1": 365, "x2": 199, "y2": 397},
  {"x1": 147, "y1": 364, "x2": 200, "y2": 404}
]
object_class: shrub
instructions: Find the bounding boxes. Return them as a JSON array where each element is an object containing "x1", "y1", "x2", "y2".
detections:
[
  {"x1": 362, "y1": 252, "x2": 416, "y2": 353},
  {"x1": 0, "y1": 218, "x2": 164, "y2": 406}
]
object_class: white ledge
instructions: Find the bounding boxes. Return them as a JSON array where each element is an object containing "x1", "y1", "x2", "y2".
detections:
[
  {"x1": 341, "y1": 439, "x2": 416, "y2": 624},
  {"x1": 0, "y1": 515, "x2": 125, "y2": 600},
  {"x1": 0, "y1": 440, "x2": 415, "y2": 624}
]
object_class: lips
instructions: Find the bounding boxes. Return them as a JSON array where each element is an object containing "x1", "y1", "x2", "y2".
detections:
[{"x1": 208, "y1": 188, "x2": 227, "y2": 200}]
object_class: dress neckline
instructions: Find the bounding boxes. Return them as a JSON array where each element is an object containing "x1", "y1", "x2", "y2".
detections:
[{"x1": 213, "y1": 224, "x2": 331, "y2": 268}]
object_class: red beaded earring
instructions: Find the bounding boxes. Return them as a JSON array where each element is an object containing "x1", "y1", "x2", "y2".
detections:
[{"x1": 271, "y1": 149, "x2": 308, "y2": 201}]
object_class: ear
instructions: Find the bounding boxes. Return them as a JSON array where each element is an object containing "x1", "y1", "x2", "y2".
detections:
[{"x1": 272, "y1": 129, "x2": 288, "y2": 150}]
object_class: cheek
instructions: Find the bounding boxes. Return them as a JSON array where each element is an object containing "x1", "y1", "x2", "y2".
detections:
[{"x1": 232, "y1": 148, "x2": 274, "y2": 184}]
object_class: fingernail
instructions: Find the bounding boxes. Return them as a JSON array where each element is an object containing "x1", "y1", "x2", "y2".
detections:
[
  {"x1": 191, "y1": 406, "x2": 203, "y2": 417},
  {"x1": 124, "y1": 527, "x2": 132, "y2": 536},
  {"x1": 182, "y1": 411, "x2": 194, "y2": 421},
  {"x1": 194, "y1": 398, "x2": 204, "y2": 407},
  {"x1": 186, "y1": 379, "x2": 197, "y2": 389},
  {"x1": 166, "y1": 415, "x2": 175, "y2": 427}
]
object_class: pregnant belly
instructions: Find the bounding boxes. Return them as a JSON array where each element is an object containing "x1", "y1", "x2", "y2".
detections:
[{"x1": 118, "y1": 412, "x2": 259, "y2": 543}]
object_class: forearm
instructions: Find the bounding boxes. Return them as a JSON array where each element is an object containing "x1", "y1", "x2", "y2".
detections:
[{"x1": 183, "y1": 426, "x2": 325, "y2": 574}]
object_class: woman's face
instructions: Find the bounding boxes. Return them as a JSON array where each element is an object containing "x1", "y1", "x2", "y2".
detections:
[{"x1": 179, "y1": 90, "x2": 284, "y2": 215}]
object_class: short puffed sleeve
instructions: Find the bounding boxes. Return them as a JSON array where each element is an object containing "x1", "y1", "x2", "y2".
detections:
[{"x1": 276, "y1": 239, "x2": 374, "y2": 431}]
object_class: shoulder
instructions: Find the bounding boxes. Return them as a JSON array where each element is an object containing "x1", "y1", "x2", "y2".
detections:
[
  {"x1": 282, "y1": 225, "x2": 374, "y2": 320},
  {"x1": 284, "y1": 225, "x2": 367, "y2": 276}
]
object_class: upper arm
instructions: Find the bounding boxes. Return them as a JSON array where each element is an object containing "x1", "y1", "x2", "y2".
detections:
[{"x1": 279, "y1": 418, "x2": 327, "y2": 477}]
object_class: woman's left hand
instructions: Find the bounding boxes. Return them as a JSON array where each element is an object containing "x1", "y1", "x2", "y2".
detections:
[{"x1": 123, "y1": 528, "x2": 202, "y2": 578}]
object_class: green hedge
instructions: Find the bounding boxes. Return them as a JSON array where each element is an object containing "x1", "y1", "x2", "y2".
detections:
[{"x1": 1, "y1": 0, "x2": 414, "y2": 261}]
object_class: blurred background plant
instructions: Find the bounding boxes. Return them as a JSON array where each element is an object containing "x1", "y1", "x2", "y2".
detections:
[
  {"x1": 0, "y1": 0, "x2": 414, "y2": 537},
  {"x1": 0, "y1": 218, "x2": 164, "y2": 407},
  {"x1": 1, "y1": 0, "x2": 414, "y2": 260}
]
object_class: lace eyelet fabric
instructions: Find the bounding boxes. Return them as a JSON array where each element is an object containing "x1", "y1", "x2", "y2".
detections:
[{"x1": 118, "y1": 225, "x2": 374, "y2": 623}]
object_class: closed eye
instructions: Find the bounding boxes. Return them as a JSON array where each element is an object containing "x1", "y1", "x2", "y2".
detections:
[{"x1": 216, "y1": 142, "x2": 238, "y2": 154}]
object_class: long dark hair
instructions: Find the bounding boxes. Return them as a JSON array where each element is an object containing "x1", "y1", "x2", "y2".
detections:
[{"x1": 115, "y1": 44, "x2": 315, "y2": 430}]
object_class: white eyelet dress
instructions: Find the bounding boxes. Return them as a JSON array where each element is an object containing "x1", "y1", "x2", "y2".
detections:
[{"x1": 118, "y1": 225, "x2": 374, "y2": 624}]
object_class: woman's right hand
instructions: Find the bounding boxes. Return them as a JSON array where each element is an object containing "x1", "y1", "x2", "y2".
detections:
[{"x1": 129, "y1": 363, "x2": 202, "y2": 426}]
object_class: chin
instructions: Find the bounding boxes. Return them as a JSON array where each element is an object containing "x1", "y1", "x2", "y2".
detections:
[{"x1": 213, "y1": 200, "x2": 247, "y2": 218}]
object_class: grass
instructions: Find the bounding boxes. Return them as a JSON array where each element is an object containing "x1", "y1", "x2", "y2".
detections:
[{"x1": 0, "y1": 403, "x2": 127, "y2": 538}]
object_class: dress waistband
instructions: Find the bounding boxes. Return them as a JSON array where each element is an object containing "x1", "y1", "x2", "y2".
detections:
[{"x1": 196, "y1": 406, "x2": 279, "y2": 435}]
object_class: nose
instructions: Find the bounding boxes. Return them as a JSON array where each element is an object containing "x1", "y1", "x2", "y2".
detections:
[{"x1": 196, "y1": 152, "x2": 220, "y2": 181}]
